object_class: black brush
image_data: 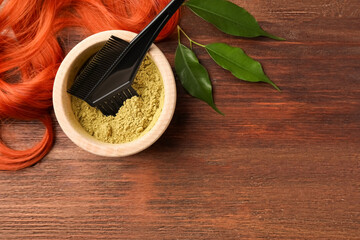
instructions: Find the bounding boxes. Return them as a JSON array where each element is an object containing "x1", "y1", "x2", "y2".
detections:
[{"x1": 67, "y1": 0, "x2": 184, "y2": 116}]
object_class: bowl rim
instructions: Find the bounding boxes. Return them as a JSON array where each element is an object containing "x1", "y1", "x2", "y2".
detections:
[{"x1": 53, "y1": 30, "x2": 176, "y2": 157}]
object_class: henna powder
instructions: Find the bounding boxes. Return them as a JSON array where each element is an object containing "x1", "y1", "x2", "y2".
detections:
[{"x1": 71, "y1": 56, "x2": 164, "y2": 143}]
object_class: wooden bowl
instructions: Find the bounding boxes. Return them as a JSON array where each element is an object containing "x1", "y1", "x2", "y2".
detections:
[{"x1": 53, "y1": 30, "x2": 176, "y2": 157}]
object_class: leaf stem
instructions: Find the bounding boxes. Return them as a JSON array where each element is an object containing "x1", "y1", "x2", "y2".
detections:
[
  {"x1": 177, "y1": 25, "x2": 206, "y2": 48},
  {"x1": 177, "y1": 25, "x2": 181, "y2": 44}
]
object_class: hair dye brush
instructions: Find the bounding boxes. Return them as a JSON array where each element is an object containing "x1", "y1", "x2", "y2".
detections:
[{"x1": 68, "y1": 0, "x2": 184, "y2": 116}]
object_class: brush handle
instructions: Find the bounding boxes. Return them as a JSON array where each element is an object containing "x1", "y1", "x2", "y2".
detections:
[
  {"x1": 130, "y1": 0, "x2": 184, "y2": 50},
  {"x1": 111, "y1": 0, "x2": 184, "y2": 73}
]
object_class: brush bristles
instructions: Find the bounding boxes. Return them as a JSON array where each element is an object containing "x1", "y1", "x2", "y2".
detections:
[
  {"x1": 96, "y1": 86, "x2": 138, "y2": 116},
  {"x1": 67, "y1": 36, "x2": 129, "y2": 100}
]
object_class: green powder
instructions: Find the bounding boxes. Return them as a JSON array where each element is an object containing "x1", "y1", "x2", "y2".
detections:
[{"x1": 71, "y1": 56, "x2": 164, "y2": 144}]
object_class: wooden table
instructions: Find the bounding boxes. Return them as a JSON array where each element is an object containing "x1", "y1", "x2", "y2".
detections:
[{"x1": 1, "y1": 0, "x2": 359, "y2": 239}]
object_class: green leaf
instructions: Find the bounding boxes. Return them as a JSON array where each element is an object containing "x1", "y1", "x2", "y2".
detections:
[
  {"x1": 175, "y1": 43, "x2": 223, "y2": 115},
  {"x1": 205, "y1": 43, "x2": 280, "y2": 90},
  {"x1": 185, "y1": 0, "x2": 284, "y2": 40}
]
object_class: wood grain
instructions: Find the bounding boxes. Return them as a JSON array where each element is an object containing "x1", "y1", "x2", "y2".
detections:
[{"x1": 0, "y1": 0, "x2": 359, "y2": 239}]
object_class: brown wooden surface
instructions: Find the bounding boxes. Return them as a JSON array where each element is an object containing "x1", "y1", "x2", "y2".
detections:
[{"x1": 1, "y1": 0, "x2": 359, "y2": 239}]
